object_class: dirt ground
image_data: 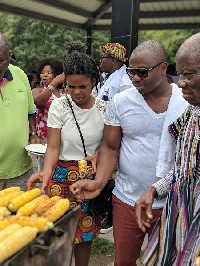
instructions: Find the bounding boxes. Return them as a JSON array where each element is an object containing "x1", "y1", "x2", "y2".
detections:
[
  {"x1": 89, "y1": 251, "x2": 115, "y2": 266},
  {"x1": 89, "y1": 251, "x2": 143, "y2": 266}
]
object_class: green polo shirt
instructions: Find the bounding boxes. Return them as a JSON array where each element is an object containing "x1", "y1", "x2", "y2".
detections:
[{"x1": 0, "y1": 64, "x2": 35, "y2": 179}]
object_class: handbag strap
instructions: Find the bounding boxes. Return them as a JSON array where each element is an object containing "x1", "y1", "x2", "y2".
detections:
[{"x1": 66, "y1": 95, "x2": 87, "y2": 157}]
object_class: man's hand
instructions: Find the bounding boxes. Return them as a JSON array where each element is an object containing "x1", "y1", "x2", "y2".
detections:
[
  {"x1": 70, "y1": 179, "x2": 101, "y2": 202},
  {"x1": 135, "y1": 186, "x2": 157, "y2": 233}
]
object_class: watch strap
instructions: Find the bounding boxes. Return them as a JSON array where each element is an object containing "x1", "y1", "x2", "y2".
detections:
[
  {"x1": 29, "y1": 132, "x2": 37, "y2": 137},
  {"x1": 48, "y1": 85, "x2": 55, "y2": 91}
]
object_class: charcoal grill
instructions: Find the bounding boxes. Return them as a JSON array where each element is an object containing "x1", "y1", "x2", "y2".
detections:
[{"x1": 1, "y1": 206, "x2": 80, "y2": 266}]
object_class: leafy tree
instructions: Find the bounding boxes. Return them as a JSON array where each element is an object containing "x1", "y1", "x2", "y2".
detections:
[
  {"x1": 92, "y1": 30, "x2": 111, "y2": 61},
  {"x1": 0, "y1": 11, "x2": 199, "y2": 74},
  {"x1": 0, "y1": 12, "x2": 110, "y2": 73},
  {"x1": 0, "y1": 14, "x2": 86, "y2": 73},
  {"x1": 139, "y1": 29, "x2": 199, "y2": 65}
]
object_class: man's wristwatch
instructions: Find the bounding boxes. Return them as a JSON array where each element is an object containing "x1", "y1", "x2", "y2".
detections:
[
  {"x1": 48, "y1": 85, "x2": 55, "y2": 91},
  {"x1": 29, "y1": 132, "x2": 37, "y2": 137}
]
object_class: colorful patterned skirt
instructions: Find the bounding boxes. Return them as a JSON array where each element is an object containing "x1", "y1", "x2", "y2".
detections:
[{"x1": 45, "y1": 160, "x2": 101, "y2": 243}]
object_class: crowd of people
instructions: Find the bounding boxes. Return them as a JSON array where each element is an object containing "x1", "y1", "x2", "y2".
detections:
[{"x1": 1, "y1": 29, "x2": 200, "y2": 266}]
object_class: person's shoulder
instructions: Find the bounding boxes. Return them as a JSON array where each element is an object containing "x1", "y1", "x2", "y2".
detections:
[
  {"x1": 171, "y1": 83, "x2": 181, "y2": 90},
  {"x1": 95, "y1": 97, "x2": 108, "y2": 112},
  {"x1": 95, "y1": 97, "x2": 108, "y2": 107},
  {"x1": 50, "y1": 95, "x2": 68, "y2": 109},
  {"x1": 171, "y1": 83, "x2": 187, "y2": 101},
  {"x1": 8, "y1": 64, "x2": 25, "y2": 75},
  {"x1": 121, "y1": 73, "x2": 132, "y2": 84},
  {"x1": 115, "y1": 85, "x2": 136, "y2": 99},
  {"x1": 8, "y1": 64, "x2": 29, "y2": 84},
  {"x1": 54, "y1": 95, "x2": 67, "y2": 104}
]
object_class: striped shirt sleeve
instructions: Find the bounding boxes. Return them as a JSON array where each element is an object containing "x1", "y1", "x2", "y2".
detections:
[{"x1": 152, "y1": 169, "x2": 174, "y2": 199}]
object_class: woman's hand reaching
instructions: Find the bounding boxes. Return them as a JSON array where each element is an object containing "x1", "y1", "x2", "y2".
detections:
[
  {"x1": 50, "y1": 73, "x2": 65, "y2": 88},
  {"x1": 26, "y1": 171, "x2": 51, "y2": 193}
]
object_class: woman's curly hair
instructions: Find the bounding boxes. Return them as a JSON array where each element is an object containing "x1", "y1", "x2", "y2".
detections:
[
  {"x1": 36, "y1": 58, "x2": 63, "y2": 88},
  {"x1": 36, "y1": 58, "x2": 63, "y2": 79},
  {"x1": 63, "y1": 44, "x2": 100, "y2": 88}
]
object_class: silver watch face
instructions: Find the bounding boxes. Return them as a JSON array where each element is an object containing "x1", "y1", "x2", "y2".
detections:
[{"x1": 48, "y1": 85, "x2": 54, "y2": 91}]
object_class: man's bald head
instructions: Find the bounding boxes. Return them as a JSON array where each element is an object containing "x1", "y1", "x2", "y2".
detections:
[
  {"x1": 0, "y1": 33, "x2": 11, "y2": 82},
  {"x1": 130, "y1": 40, "x2": 167, "y2": 63},
  {"x1": 0, "y1": 32, "x2": 10, "y2": 53},
  {"x1": 176, "y1": 32, "x2": 200, "y2": 107},
  {"x1": 176, "y1": 32, "x2": 200, "y2": 63}
]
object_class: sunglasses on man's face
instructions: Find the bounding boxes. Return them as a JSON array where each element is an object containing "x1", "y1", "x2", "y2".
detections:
[{"x1": 126, "y1": 62, "x2": 163, "y2": 79}]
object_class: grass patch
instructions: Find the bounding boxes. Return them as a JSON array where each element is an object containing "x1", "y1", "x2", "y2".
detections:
[{"x1": 91, "y1": 237, "x2": 115, "y2": 255}]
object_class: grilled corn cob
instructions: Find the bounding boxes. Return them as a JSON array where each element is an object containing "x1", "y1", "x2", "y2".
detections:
[
  {"x1": 0, "y1": 191, "x2": 24, "y2": 207},
  {"x1": 0, "y1": 220, "x2": 10, "y2": 231},
  {"x1": 78, "y1": 160, "x2": 87, "y2": 169},
  {"x1": 8, "y1": 188, "x2": 41, "y2": 212},
  {"x1": 0, "y1": 187, "x2": 21, "y2": 197},
  {"x1": 0, "y1": 207, "x2": 11, "y2": 217},
  {"x1": 42, "y1": 198, "x2": 70, "y2": 222},
  {"x1": 33, "y1": 196, "x2": 61, "y2": 217},
  {"x1": 0, "y1": 226, "x2": 38, "y2": 263},
  {"x1": 5, "y1": 215, "x2": 54, "y2": 233},
  {"x1": 17, "y1": 195, "x2": 49, "y2": 216},
  {"x1": 0, "y1": 223, "x2": 22, "y2": 240}
]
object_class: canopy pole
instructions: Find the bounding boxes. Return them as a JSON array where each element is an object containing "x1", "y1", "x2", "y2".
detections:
[
  {"x1": 111, "y1": 0, "x2": 140, "y2": 60},
  {"x1": 86, "y1": 27, "x2": 92, "y2": 55}
]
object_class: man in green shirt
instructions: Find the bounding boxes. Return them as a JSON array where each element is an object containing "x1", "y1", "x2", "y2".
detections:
[{"x1": 0, "y1": 32, "x2": 43, "y2": 191}]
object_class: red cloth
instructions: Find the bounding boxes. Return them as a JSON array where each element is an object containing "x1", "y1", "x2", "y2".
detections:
[
  {"x1": 0, "y1": 78, "x2": 8, "y2": 99},
  {"x1": 112, "y1": 195, "x2": 162, "y2": 266}
]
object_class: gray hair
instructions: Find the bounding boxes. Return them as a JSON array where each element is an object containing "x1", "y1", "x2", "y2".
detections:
[{"x1": 176, "y1": 32, "x2": 200, "y2": 62}]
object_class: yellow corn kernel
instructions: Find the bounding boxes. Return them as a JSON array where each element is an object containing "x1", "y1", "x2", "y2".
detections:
[
  {"x1": 8, "y1": 188, "x2": 41, "y2": 212},
  {"x1": 0, "y1": 207, "x2": 11, "y2": 217},
  {"x1": 42, "y1": 198, "x2": 70, "y2": 222},
  {"x1": 0, "y1": 191, "x2": 24, "y2": 207},
  {"x1": 5, "y1": 215, "x2": 54, "y2": 233},
  {"x1": 0, "y1": 220, "x2": 10, "y2": 231},
  {"x1": 17, "y1": 195, "x2": 49, "y2": 216},
  {"x1": 78, "y1": 160, "x2": 87, "y2": 169},
  {"x1": 0, "y1": 226, "x2": 38, "y2": 263},
  {"x1": 0, "y1": 187, "x2": 21, "y2": 197},
  {"x1": 0, "y1": 223, "x2": 22, "y2": 241},
  {"x1": 33, "y1": 196, "x2": 61, "y2": 217}
]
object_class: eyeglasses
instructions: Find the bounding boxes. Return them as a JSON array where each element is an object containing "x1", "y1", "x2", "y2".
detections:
[
  {"x1": 126, "y1": 62, "x2": 164, "y2": 79},
  {"x1": 100, "y1": 55, "x2": 111, "y2": 60}
]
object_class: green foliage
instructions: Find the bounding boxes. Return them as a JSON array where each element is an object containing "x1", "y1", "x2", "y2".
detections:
[
  {"x1": 138, "y1": 29, "x2": 199, "y2": 64},
  {"x1": 0, "y1": 12, "x2": 86, "y2": 73},
  {"x1": 0, "y1": 11, "x2": 199, "y2": 74},
  {"x1": 92, "y1": 30, "x2": 111, "y2": 61},
  {"x1": 0, "y1": 12, "x2": 111, "y2": 74},
  {"x1": 91, "y1": 237, "x2": 115, "y2": 255}
]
